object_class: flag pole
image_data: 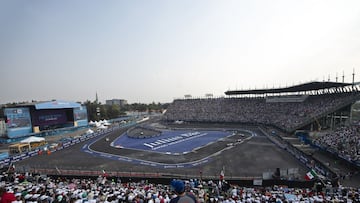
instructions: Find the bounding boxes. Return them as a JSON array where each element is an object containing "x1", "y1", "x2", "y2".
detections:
[
  {"x1": 220, "y1": 165, "x2": 225, "y2": 181},
  {"x1": 55, "y1": 166, "x2": 61, "y2": 175}
]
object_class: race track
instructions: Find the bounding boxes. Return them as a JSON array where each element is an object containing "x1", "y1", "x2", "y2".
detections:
[{"x1": 13, "y1": 124, "x2": 308, "y2": 179}]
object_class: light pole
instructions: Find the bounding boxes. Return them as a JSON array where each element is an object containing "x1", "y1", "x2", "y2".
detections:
[{"x1": 96, "y1": 107, "x2": 100, "y2": 120}]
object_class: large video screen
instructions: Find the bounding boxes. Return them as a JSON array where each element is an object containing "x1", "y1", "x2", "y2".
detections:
[
  {"x1": 4, "y1": 107, "x2": 33, "y2": 138},
  {"x1": 74, "y1": 107, "x2": 88, "y2": 121},
  {"x1": 32, "y1": 109, "x2": 71, "y2": 127},
  {"x1": 4, "y1": 108, "x2": 32, "y2": 129}
]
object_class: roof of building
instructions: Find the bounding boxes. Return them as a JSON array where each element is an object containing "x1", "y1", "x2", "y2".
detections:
[
  {"x1": 34, "y1": 100, "x2": 81, "y2": 109},
  {"x1": 3, "y1": 100, "x2": 81, "y2": 109},
  {"x1": 224, "y1": 81, "x2": 353, "y2": 95},
  {"x1": 20, "y1": 136, "x2": 45, "y2": 143}
]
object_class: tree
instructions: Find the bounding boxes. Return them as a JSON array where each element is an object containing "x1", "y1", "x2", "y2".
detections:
[
  {"x1": 84, "y1": 100, "x2": 99, "y2": 121},
  {"x1": 105, "y1": 104, "x2": 121, "y2": 119}
]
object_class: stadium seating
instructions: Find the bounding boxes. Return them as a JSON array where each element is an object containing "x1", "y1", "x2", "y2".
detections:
[
  {"x1": 312, "y1": 125, "x2": 360, "y2": 165},
  {"x1": 164, "y1": 93, "x2": 359, "y2": 132},
  {"x1": 0, "y1": 173, "x2": 358, "y2": 202}
]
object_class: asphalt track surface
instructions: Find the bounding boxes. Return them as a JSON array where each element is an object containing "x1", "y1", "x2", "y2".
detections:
[{"x1": 14, "y1": 124, "x2": 308, "y2": 179}]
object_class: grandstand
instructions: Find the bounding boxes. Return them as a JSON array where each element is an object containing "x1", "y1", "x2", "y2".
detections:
[
  {"x1": 165, "y1": 82, "x2": 360, "y2": 133},
  {"x1": 164, "y1": 81, "x2": 360, "y2": 186}
]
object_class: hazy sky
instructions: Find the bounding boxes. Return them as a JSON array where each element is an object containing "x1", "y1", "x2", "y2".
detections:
[{"x1": 1, "y1": 0, "x2": 360, "y2": 104}]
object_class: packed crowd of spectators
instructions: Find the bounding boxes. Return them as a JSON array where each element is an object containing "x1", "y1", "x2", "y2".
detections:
[
  {"x1": 312, "y1": 125, "x2": 360, "y2": 164},
  {"x1": 0, "y1": 171, "x2": 359, "y2": 203},
  {"x1": 164, "y1": 93, "x2": 359, "y2": 132}
]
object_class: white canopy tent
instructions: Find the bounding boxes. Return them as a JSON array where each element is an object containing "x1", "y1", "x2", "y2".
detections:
[
  {"x1": 86, "y1": 129, "x2": 94, "y2": 134},
  {"x1": 20, "y1": 136, "x2": 45, "y2": 143}
]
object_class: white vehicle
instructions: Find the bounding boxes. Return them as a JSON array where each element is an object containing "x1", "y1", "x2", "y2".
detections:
[{"x1": 174, "y1": 120, "x2": 184, "y2": 124}]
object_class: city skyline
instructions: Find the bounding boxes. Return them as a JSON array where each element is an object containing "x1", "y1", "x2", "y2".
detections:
[{"x1": 1, "y1": 0, "x2": 360, "y2": 104}]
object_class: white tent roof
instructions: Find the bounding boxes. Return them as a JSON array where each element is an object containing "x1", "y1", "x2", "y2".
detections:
[
  {"x1": 98, "y1": 125, "x2": 108, "y2": 129},
  {"x1": 20, "y1": 136, "x2": 45, "y2": 143},
  {"x1": 86, "y1": 129, "x2": 94, "y2": 134}
]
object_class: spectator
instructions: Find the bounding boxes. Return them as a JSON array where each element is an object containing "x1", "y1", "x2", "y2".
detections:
[
  {"x1": 170, "y1": 180, "x2": 198, "y2": 203},
  {"x1": 0, "y1": 187, "x2": 16, "y2": 203},
  {"x1": 0, "y1": 171, "x2": 357, "y2": 203},
  {"x1": 165, "y1": 93, "x2": 359, "y2": 132},
  {"x1": 312, "y1": 125, "x2": 360, "y2": 163}
]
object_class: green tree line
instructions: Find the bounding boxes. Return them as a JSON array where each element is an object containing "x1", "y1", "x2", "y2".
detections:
[{"x1": 84, "y1": 101, "x2": 168, "y2": 121}]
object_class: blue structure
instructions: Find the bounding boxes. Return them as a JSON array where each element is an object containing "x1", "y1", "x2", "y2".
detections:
[{"x1": 2, "y1": 100, "x2": 88, "y2": 139}]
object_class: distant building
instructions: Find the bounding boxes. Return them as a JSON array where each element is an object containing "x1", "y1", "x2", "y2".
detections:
[{"x1": 106, "y1": 99, "x2": 128, "y2": 107}]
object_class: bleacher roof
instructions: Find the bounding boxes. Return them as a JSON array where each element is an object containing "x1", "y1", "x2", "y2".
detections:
[
  {"x1": 225, "y1": 81, "x2": 352, "y2": 95},
  {"x1": 34, "y1": 100, "x2": 81, "y2": 109},
  {"x1": 6, "y1": 100, "x2": 81, "y2": 109}
]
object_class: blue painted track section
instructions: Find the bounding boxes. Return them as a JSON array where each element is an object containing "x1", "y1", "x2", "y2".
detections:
[
  {"x1": 80, "y1": 128, "x2": 242, "y2": 168},
  {"x1": 112, "y1": 130, "x2": 231, "y2": 154}
]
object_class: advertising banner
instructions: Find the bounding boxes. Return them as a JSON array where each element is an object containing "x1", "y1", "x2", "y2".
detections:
[
  {"x1": 4, "y1": 108, "x2": 32, "y2": 129},
  {"x1": 4, "y1": 108, "x2": 32, "y2": 138},
  {"x1": 74, "y1": 106, "x2": 88, "y2": 127}
]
